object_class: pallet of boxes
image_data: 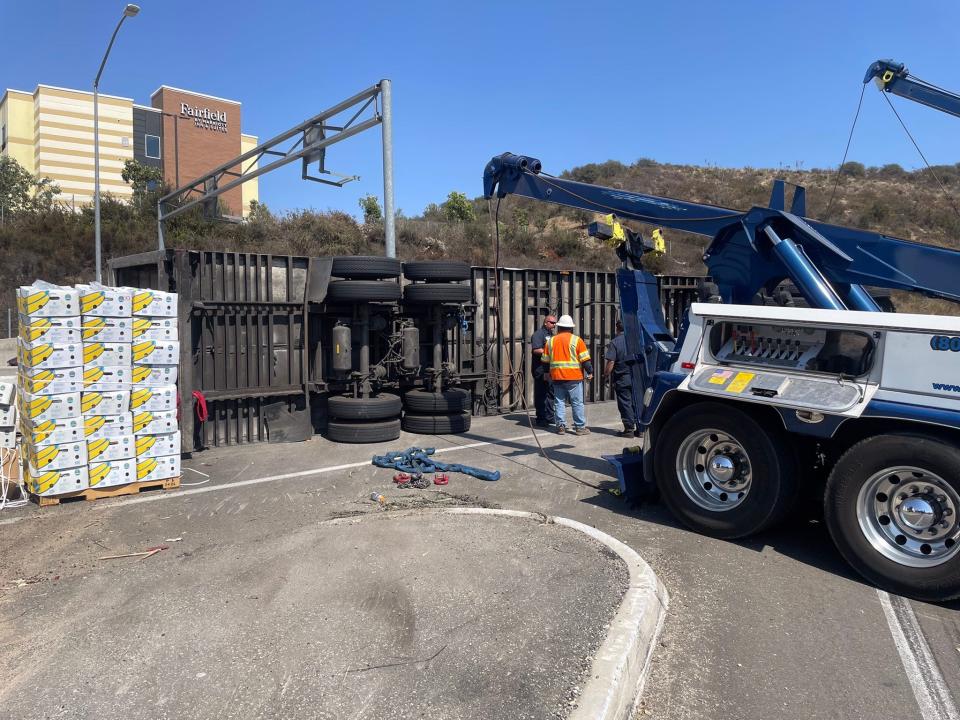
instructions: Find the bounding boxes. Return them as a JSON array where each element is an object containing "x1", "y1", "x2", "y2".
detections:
[{"x1": 17, "y1": 281, "x2": 181, "y2": 506}]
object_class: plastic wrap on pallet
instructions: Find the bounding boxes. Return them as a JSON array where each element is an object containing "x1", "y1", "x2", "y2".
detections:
[
  {"x1": 76, "y1": 284, "x2": 132, "y2": 317},
  {"x1": 25, "y1": 466, "x2": 88, "y2": 497},
  {"x1": 135, "y1": 431, "x2": 180, "y2": 459},
  {"x1": 81, "y1": 317, "x2": 133, "y2": 342},
  {"x1": 81, "y1": 390, "x2": 130, "y2": 416},
  {"x1": 84, "y1": 413, "x2": 134, "y2": 441},
  {"x1": 17, "y1": 282, "x2": 79, "y2": 318},
  {"x1": 87, "y1": 434, "x2": 135, "y2": 463},
  {"x1": 88, "y1": 458, "x2": 136, "y2": 489},
  {"x1": 136, "y1": 454, "x2": 180, "y2": 483}
]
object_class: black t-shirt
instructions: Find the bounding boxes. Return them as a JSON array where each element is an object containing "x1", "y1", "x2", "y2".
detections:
[
  {"x1": 531, "y1": 326, "x2": 553, "y2": 373},
  {"x1": 605, "y1": 333, "x2": 630, "y2": 376}
]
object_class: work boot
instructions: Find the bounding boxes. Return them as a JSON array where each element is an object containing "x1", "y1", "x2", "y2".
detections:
[
  {"x1": 619, "y1": 427, "x2": 636, "y2": 438},
  {"x1": 557, "y1": 425, "x2": 566, "y2": 435},
  {"x1": 574, "y1": 426, "x2": 590, "y2": 436}
]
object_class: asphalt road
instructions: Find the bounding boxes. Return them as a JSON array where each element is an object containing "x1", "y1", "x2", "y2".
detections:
[{"x1": 2, "y1": 402, "x2": 958, "y2": 719}]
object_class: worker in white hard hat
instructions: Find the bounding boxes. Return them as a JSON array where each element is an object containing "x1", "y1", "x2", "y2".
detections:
[{"x1": 540, "y1": 314, "x2": 593, "y2": 435}]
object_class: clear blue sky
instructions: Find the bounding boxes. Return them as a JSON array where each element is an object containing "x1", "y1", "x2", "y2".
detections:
[{"x1": 4, "y1": 0, "x2": 960, "y2": 217}]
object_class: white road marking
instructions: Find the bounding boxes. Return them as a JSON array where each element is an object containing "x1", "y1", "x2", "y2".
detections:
[
  {"x1": 878, "y1": 589, "x2": 959, "y2": 720},
  {"x1": 1, "y1": 427, "x2": 620, "y2": 523}
]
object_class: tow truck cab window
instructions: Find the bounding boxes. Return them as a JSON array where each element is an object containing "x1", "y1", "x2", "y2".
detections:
[{"x1": 708, "y1": 321, "x2": 875, "y2": 377}]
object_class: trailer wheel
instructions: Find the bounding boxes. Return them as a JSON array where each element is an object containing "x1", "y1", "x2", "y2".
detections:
[
  {"x1": 327, "y1": 280, "x2": 401, "y2": 302},
  {"x1": 654, "y1": 402, "x2": 797, "y2": 538},
  {"x1": 401, "y1": 411, "x2": 472, "y2": 434},
  {"x1": 326, "y1": 419, "x2": 401, "y2": 444},
  {"x1": 328, "y1": 394, "x2": 401, "y2": 421},
  {"x1": 402, "y1": 283, "x2": 472, "y2": 304},
  {"x1": 824, "y1": 434, "x2": 960, "y2": 601},
  {"x1": 402, "y1": 261, "x2": 471, "y2": 282},
  {"x1": 403, "y1": 388, "x2": 471, "y2": 413},
  {"x1": 331, "y1": 256, "x2": 402, "y2": 279}
]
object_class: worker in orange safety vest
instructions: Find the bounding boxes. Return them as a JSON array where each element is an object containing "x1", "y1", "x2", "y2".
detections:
[{"x1": 541, "y1": 314, "x2": 593, "y2": 435}]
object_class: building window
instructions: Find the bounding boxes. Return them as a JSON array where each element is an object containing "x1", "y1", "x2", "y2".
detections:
[
  {"x1": 145, "y1": 134, "x2": 161, "y2": 159},
  {"x1": 1, "y1": 124, "x2": 6, "y2": 152}
]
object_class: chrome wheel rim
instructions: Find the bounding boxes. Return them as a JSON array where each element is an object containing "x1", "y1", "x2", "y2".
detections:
[
  {"x1": 856, "y1": 466, "x2": 960, "y2": 568},
  {"x1": 676, "y1": 429, "x2": 752, "y2": 512}
]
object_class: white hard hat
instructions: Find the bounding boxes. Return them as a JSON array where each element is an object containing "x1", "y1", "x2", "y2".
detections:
[{"x1": 556, "y1": 314, "x2": 575, "y2": 328}]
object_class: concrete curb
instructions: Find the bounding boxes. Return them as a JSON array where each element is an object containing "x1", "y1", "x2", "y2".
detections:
[
  {"x1": 447, "y1": 508, "x2": 669, "y2": 720},
  {"x1": 321, "y1": 506, "x2": 669, "y2": 719}
]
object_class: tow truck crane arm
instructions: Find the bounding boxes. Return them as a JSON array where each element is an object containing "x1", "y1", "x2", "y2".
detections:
[
  {"x1": 864, "y1": 59, "x2": 960, "y2": 119},
  {"x1": 483, "y1": 152, "x2": 960, "y2": 309}
]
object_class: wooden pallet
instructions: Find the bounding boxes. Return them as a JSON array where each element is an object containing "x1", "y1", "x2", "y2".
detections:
[{"x1": 30, "y1": 476, "x2": 181, "y2": 507}]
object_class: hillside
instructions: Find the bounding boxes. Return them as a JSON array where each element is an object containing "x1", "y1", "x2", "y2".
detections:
[{"x1": 3, "y1": 157, "x2": 960, "y2": 315}]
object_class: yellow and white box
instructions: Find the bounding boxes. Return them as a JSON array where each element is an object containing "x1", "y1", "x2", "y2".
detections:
[
  {"x1": 132, "y1": 289, "x2": 177, "y2": 318},
  {"x1": 77, "y1": 284, "x2": 132, "y2": 317},
  {"x1": 17, "y1": 283, "x2": 79, "y2": 318},
  {"x1": 19, "y1": 367, "x2": 83, "y2": 395},
  {"x1": 83, "y1": 342, "x2": 132, "y2": 367},
  {"x1": 81, "y1": 390, "x2": 130, "y2": 416},
  {"x1": 136, "y1": 453, "x2": 180, "y2": 483},
  {"x1": 81, "y1": 317, "x2": 132, "y2": 343},
  {"x1": 0, "y1": 403, "x2": 14, "y2": 427},
  {"x1": 131, "y1": 340, "x2": 179, "y2": 365},
  {"x1": 21, "y1": 416, "x2": 84, "y2": 446},
  {"x1": 25, "y1": 466, "x2": 88, "y2": 497},
  {"x1": 132, "y1": 317, "x2": 177, "y2": 342},
  {"x1": 18, "y1": 337, "x2": 83, "y2": 369},
  {"x1": 87, "y1": 434, "x2": 135, "y2": 463},
  {"x1": 130, "y1": 385, "x2": 177, "y2": 412},
  {"x1": 20, "y1": 390, "x2": 81, "y2": 422},
  {"x1": 24, "y1": 440, "x2": 88, "y2": 474},
  {"x1": 88, "y1": 458, "x2": 136, "y2": 489},
  {"x1": 84, "y1": 366, "x2": 131, "y2": 391},
  {"x1": 133, "y1": 409, "x2": 178, "y2": 436},
  {"x1": 0, "y1": 428, "x2": 15, "y2": 449},
  {"x1": 85, "y1": 413, "x2": 134, "y2": 440},
  {"x1": 20, "y1": 316, "x2": 81, "y2": 343},
  {"x1": 132, "y1": 364, "x2": 178, "y2": 387},
  {"x1": 136, "y1": 431, "x2": 181, "y2": 458}
]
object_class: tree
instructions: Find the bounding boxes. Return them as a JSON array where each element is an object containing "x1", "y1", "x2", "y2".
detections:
[
  {"x1": 247, "y1": 199, "x2": 274, "y2": 223},
  {"x1": 358, "y1": 194, "x2": 382, "y2": 223},
  {"x1": 0, "y1": 155, "x2": 61, "y2": 217},
  {"x1": 442, "y1": 191, "x2": 476, "y2": 222},
  {"x1": 121, "y1": 159, "x2": 164, "y2": 207}
]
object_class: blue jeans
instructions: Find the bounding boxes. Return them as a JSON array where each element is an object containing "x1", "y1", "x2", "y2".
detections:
[{"x1": 553, "y1": 380, "x2": 586, "y2": 429}]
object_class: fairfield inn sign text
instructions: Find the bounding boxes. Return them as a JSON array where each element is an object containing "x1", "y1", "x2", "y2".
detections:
[{"x1": 180, "y1": 103, "x2": 228, "y2": 133}]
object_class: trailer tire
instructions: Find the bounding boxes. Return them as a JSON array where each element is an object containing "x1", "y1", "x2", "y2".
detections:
[
  {"x1": 824, "y1": 434, "x2": 960, "y2": 601},
  {"x1": 327, "y1": 280, "x2": 401, "y2": 302},
  {"x1": 654, "y1": 402, "x2": 797, "y2": 539},
  {"x1": 403, "y1": 388, "x2": 471, "y2": 413},
  {"x1": 328, "y1": 394, "x2": 401, "y2": 421},
  {"x1": 326, "y1": 419, "x2": 401, "y2": 444},
  {"x1": 403, "y1": 283, "x2": 472, "y2": 304},
  {"x1": 331, "y1": 256, "x2": 402, "y2": 279},
  {"x1": 402, "y1": 261, "x2": 471, "y2": 282},
  {"x1": 402, "y1": 411, "x2": 472, "y2": 435}
]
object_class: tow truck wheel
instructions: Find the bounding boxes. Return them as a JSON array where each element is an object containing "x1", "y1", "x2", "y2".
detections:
[
  {"x1": 655, "y1": 402, "x2": 797, "y2": 539},
  {"x1": 824, "y1": 434, "x2": 960, "y2": 601}
]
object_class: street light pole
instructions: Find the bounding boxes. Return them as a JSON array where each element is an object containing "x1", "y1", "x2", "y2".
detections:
[{"x1": 93, "y1": 3, "x2": 139, "y2": 283}]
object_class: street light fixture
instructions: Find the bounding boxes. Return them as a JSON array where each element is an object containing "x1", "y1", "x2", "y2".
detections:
[{"x1": 93, "y1": 3, "x2": 139, "y2": 283}]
